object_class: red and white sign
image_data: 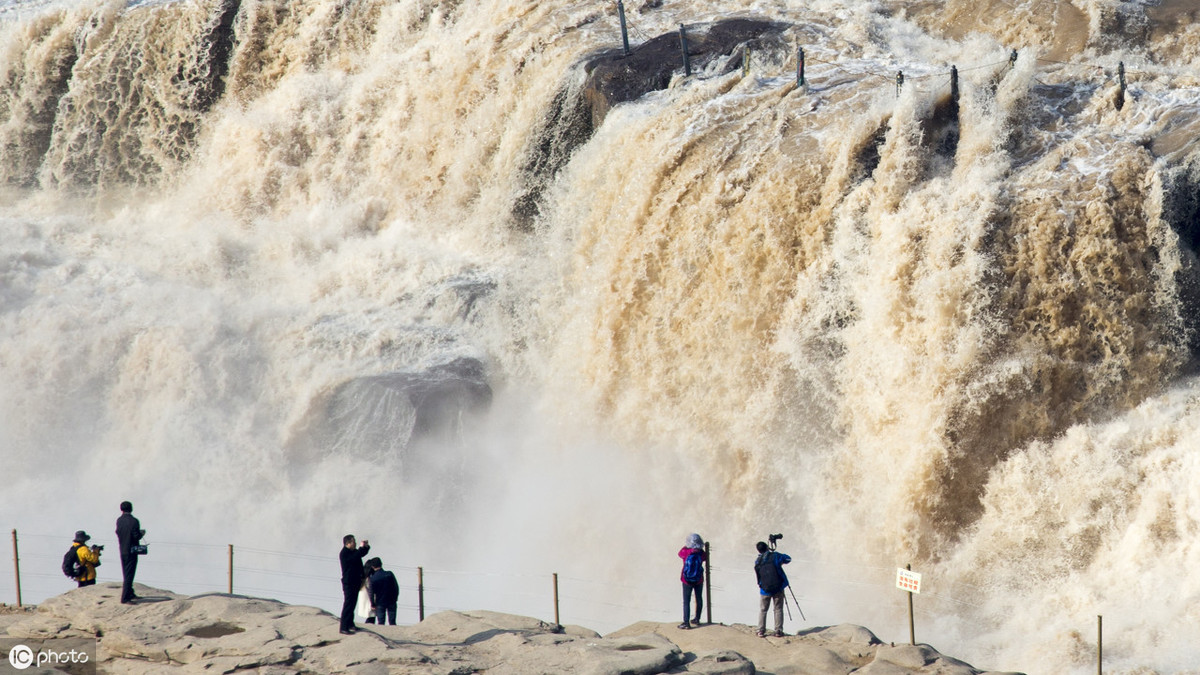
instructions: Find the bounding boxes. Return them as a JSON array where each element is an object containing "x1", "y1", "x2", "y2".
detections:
[{"x1": 896, "y1": 568, "x2": 922, "y2": 594}]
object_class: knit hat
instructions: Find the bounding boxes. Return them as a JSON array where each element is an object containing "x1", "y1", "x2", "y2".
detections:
[
  {"x1": 685, "y1": 533, "x2": 703, "y2": 549},
  {"x1": 73, "y1": 531, "x2": 91, "y2": 543}
]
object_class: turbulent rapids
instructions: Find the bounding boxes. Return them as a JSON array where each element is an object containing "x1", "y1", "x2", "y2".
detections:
[{"x1": 5, "y1": 0, "x2": 1200, "y2": 671}]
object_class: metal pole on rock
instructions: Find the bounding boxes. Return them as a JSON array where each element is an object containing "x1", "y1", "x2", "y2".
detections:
[
  {"x1": 704, "y1": 541, "x2": 712, "y2": 625},
  {"x1": 797, "y1": 46, "x2": 806, "y2": 88},
  {"x1": 907, "y1": 564, "x2": 915, "y2": 645},
  {"x1": 679, "y1": 24, "x2": 691, "y2": 76},
  {"x1": 11, "y1": 529, "x2": 21, "y2": 607},
  {"x1": 617, "y1": 1, "x2": 630, "y2": 56},
  {"x1": 1116, "y1": 62, "x2": 1126, "y2": 110},
  {"x1": 553, "y1": 573, "x2": 561, "y2": 629}
]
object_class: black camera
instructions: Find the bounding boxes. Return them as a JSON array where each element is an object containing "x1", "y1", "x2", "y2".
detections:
[
  {"x1": 767, "y1": 533, "x2": 783, "y2": 550},
  {"x1": 93, "y1": 544, "x2": 105, "y2": 552},
  {"x1": 131, "y1": 545, "x2": 148, "y2": 555}
]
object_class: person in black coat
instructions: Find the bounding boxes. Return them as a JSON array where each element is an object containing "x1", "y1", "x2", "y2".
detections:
[
  {"x1": 339, "y1": 534, "x2": 370, "y2": 634},
  {"x1": 367, "y1": 558, "x2": 400, "y2": 626},
  {"x1": 115, "y1": 501, "x2": 144, "y2": 604}
]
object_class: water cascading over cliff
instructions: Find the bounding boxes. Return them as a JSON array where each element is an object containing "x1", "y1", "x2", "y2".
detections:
[{"x1": 5, "y1": 0, "x2": 1200, "y2": 671}]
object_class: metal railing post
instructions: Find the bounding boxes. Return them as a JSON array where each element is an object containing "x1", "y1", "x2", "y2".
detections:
[
  {"x1": 11, "y1": 530, "x2": 21, "y2": 607},
  {"x1": 679, "y1": 24, "x2": 691, "y2": 76},
  {"x1": 418, "y1": 567, "x2": 425, "y2": 621},
  {"x1": 704, "y1": 542, "x2": 712, "y2": 625},
  {"x1": 617, "y1": 1, "x2": 630, "y2": 56}
]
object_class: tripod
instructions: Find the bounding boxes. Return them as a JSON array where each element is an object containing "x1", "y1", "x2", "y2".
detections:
[{"x1": 766, "y1": 535, "x2": 806, "y2": 623}]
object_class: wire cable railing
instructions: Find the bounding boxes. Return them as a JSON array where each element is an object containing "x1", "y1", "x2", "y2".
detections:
[{"x1": 5, "y1": 528, "x2": 991, "y2": 643}]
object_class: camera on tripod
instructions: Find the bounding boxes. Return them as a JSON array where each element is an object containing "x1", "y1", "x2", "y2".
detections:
[{"x1": 767, "y1": 533, "x2": 783, "y2": 550}]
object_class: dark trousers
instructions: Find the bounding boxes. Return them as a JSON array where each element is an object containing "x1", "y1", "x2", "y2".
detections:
[
  {"x1": 340, "y1": 582, "x2": 359, "y2": 631},
  {"x1": 375, "y1": 603, "x2": 397, "y2": 625},
  {"x1": 121, "y1": 554, "x2": 138, "y2": 602},
  {"x1": 683, "y1": 582, "x2": 703, "y2": 624}
]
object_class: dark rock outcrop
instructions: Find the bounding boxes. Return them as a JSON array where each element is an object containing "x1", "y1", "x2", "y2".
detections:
[
  {"x1": 513, "y1": 18, "x2": 788, "y2": 228},
  {"x1": 291, "y1": 357, "x2": 492, "y2": 463},
  {"x1": 582, "y1": 18, "x2": 787, "y2": 129}
]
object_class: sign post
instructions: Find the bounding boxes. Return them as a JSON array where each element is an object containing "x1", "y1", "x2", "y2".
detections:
[{"x1": 896, "y1": 565, "x2": 921, "y2": 645}]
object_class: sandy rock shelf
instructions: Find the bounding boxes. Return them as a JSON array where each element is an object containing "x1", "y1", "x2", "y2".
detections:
[{"x1": 0, "y1": 585, "x2": 1023, "y2": 674}]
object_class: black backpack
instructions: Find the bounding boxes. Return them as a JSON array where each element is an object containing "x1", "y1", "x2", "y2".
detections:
[
  {"x1": 62, "y1": 544, "x2": 84, "y2": 580},
  {"x1": 755, "y1": 552, "x2": 784, "y2": 594}
]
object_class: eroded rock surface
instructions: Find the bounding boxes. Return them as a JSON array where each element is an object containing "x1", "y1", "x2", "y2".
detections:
[{"x1": 0, "y1": 585, "x2": 1025, "y2": 674}]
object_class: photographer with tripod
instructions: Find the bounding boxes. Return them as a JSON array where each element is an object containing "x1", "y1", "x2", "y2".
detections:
[{"x1": 754, "y1": 534, "x2": 792, "y2": 637}]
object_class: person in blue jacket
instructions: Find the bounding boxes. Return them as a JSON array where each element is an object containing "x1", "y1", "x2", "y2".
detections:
[{"x1": 754, "y1": 540, "x2": 791, "y2": 637}]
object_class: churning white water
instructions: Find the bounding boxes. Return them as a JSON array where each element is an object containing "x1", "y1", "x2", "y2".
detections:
[{"x1": 4, "y1": 0, "x2": 1200, "y2": 671}]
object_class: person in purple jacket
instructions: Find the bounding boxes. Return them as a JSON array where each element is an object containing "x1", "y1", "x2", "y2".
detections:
[{"x1": 678, "y1": 533, "x2": 706, "y2": 629}]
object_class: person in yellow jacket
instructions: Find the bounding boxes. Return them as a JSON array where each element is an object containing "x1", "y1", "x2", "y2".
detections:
[{"x1": 71, "y1": 531, "x2": 102, "y2": 587}]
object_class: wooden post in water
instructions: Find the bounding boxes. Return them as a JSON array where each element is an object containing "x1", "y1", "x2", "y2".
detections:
[
  {"x1": 679, "y1": 24, "x2": 691, "y2": 76},
  {"x1": 552, "y1": 573, "x2": 561, "y2": 628},
  {"x1": 950, "y1": 65, "x2": 959, "y2": 102},
  {"x1": 1097, "y1": 615, "x2": 1103, "y2": 675},
  {"x1": 227, "y1": 544, "x2": 234, "y2": 594},
  {"x1": 743, "y1": 45, "x2": 751, "y2": 78},
  {"x1": 703, "y1": 541, "x2": 712, "y2": 625},
  {"x1": 1115, "y1": 62, "x2": 1126, "y2": 110},
  {"x1": 896, "y1": 71, "x2": 904, "y2": 97},
  {"x1": 797, "y1": 46, "x2": 806, "y2": 89},
  {"x1": 11, "y1": 529, "x2": 21, "y2": 607},
  {"x1": 418, "y1": 567, "x2": 425, "y2": 621},
  {"x1": 617, "y1": 1, "x2": 630, "y2": 56},
  {"x1": 1009, "y1": 48, "x2": 1018, "y2": 69}
]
